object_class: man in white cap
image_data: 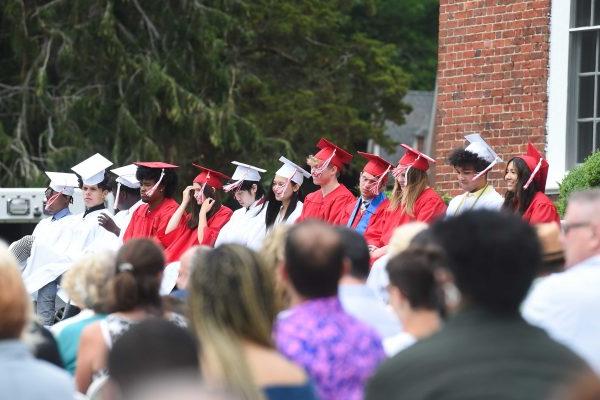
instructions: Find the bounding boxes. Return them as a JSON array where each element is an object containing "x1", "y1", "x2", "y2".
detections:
[
  {"x1": 98, "y1": 164, "x2": 143, "y2": 238},
  {"x1": 20, "y1": 171, "x2": 79, "y2": 325},
  {"x1": 446, "y1": 134, "x2": 504, "y2": 216}
]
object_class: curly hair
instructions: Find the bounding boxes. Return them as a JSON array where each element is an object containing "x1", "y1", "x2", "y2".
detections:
[
  {"x1": 136, "y1": 166, "x2": 178, "y2": 198},
  {"x1": 448, "y1": 148, "x2": 489, "y2": 173}
]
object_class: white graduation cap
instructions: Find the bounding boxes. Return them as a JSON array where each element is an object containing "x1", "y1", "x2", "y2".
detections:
[
  {"x1": 276, "y1": 156, "x2": 311, "y2": 185},
  {"x1": 45, "y1": 172, "x2": 79, "y2": 196},
  {"x1": 223, "y1": 161, "x2": 267, "y2": 193},
  {"x1": 71, "y1": 153, "x2": 113, "y2": 185},
  {"x1": 111, "y1": 164, "x2": 140, "y2": 189},
  {"x1": 464, "y1": 134, "x2": 503, "y2": 180},
  {"x1": 111, "y1": 164, "x2": 140, "y2": 211}
]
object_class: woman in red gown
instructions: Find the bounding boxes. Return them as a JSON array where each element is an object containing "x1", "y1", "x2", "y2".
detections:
[
  {"x1": 163, "y1": 165, "x2": 233, "y2": 263},
  {"x1": 503, "y1": 143, "x2": 560, "y2": 224},
  {"x1": 365, "y1": 144, "x2": 447, "y2": 259}
]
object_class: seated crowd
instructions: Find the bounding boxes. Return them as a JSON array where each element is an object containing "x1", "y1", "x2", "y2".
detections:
[{"x1": 3, "y1": 136, "x2": 600, "y2": 399}]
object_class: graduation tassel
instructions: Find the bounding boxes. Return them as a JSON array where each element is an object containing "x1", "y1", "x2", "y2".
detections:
[
  {"x1": 472, "y1": 156, "x2": 501, "y2": 181},
  {"x1": 523, "y1": 157, "x2": 544, "y2": 190},
  {"x1": 146, "y1": 169, "x2": 165, "y2": 197},
  {"x1": 312, "y1": 149, "x2": 337, "y2": 176},
  {"x1": 44, "y1": 192, "x2": 62, "y2": 211},
  {"x1": 194, "y1": 172, "x2": 210, "y2": 203},
  {"x1": 223, "y1": 172, "x2": 247, "y2": 193},
  {"x1": 366, "y1": 165, "x2": 391, "y2": 194},
  {"x1": 113, "y1": 182, "x2": 122, "y2": 213}
]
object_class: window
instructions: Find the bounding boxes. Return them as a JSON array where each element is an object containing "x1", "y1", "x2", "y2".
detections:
[{"x1": 569, "y1": 0, "x2": 600, "y2": 164}]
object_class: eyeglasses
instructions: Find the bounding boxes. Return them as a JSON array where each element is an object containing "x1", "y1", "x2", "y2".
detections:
[{"x1": 561, "y1": 222, "x2": 592, "y2": 235}]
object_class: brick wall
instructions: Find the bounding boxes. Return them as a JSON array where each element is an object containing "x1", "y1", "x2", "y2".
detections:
[{"x1": 433, "y1": 0, "x2": 551, "y2": 196}]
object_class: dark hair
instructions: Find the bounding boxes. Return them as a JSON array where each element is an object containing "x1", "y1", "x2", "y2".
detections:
[
  {"x1": 448, "y1": 148, "x2": 489, "y2": 173},
  {"x1": 77, "y1": 170, "x2": 113, "y2": 191},
  {"x1": 284, "y1": 221, "x2": 344, "y2": 298},
  {"x1": 235, "y1": 180, "x2": 266, "y2": 216},
  {"x1": 110, "y1": 239, "x2": 165, "y2": 313},
  {"x1": 430, "y1": 210, "x2": 541, "y2": 314},
  {"x1": 265, "y1": 180, "x2": 301, "y2": 228},
  {"x1": 111, "y1": 179, "x2": 141, "y2": 199},
  {"x1": 108, "y1": 318, "x2": 199, "y2": 395},
  {"x1": 136, "y1": 166, "x2": 178, "y2": 198},
  {"x1": 186, "y1": 185, "x2": 222, "y2": 229},
  {"x1": 336, "y1": 227, "x2": 370, "y2": 280},
  {"x1": 386, "y1": 247, "x2": 445, "y2": 313},
  {"x1": 502, "y1": 157, "x2": 538, "y2": 215}
]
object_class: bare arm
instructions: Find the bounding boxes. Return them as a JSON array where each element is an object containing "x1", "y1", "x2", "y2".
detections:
[
  {"x1": 75, "y1": 323, "x2": 106, "y2": 393},
  {"x1": 166, "y1": 186, "x2": 193, "y2": 234}
]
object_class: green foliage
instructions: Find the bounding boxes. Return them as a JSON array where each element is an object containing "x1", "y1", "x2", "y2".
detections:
[
  {"x1": 557, "y1": 151, "x2": 600, "y2": 216},
  {"x1": 0, "y1": 0, "x2": 427, "y2": 187}
]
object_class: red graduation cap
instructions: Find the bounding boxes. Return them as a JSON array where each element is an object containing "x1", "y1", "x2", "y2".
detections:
[
  {"x1": 357, "y1": 151, "x2": 393, "y2": 177},
  {"x1": 517, "y1": 143, "x2": 549, "y2": 193},
  {"x1": 314, "y1": 138, "x2": 353, "y2": 171},
  {"x1": 192, "y1": 164, "x2": 230, "y2": 190},
  {"x1": 398, "y1": 144, "x2": 435, "y2": 171},
  {"x1": 134, "y1": 162, "x2": 179, "y2": 169}
]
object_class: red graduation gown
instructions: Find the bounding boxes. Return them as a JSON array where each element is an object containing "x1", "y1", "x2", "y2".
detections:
[
  {"x1": 163, "y1": 205, "x2": 233, "y2": 263},
  {"x1": 122, "y1": 198, "x2": 179, "y2": 249},
  {"x1": 296, "y1": 184, "x2": 355, "y2": 225},
  {"x1": 364, "y1": 188, "x2": 447, "y2": 248},
  {"x1": 522, "y1": 192, "x2": 560, "y2": 224}
]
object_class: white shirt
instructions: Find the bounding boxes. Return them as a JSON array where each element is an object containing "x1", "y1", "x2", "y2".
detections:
[
  {"x1": 522, "y1": 255, "x2": 600, "y2": 373},
  {"x1": 367, "y1": 254, "x2": 391, "y2": 304},
  {"x1": 383, "y1": 332, "x2": 416, "y2": 357},
  {"x1": 446, "y1": 185, "x2": 504, "y2": 216},
  {"x1": 215, "y1": 199, "x2": 267, "y2": 251}
]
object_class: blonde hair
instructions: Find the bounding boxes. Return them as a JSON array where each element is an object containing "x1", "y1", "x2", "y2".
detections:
[
  {"x1": 189, "y1": 244, "x2": 277, "y2": 400},
  {"x1": 388, "y1": 222, "x2": 429, "y2": 257},
  {"x1": 0, "y1": 242, "x2": 30, "y2": 339},
  {"x1": 389, "y1": 168, "x2": 429, "y2": 216},
  {"x1": 61, "y1": 251, "x2": 116, "y2": 312},
  {"x1": 259, "y1": 225, "x2": 290, "y2": 311}
]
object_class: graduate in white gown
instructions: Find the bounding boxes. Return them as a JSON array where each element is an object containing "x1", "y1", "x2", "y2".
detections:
[
  {"x1": 264, "y1": 156, "x2": 310, "y2": 229},
  {"x1": 215, "y1": 161, "x2": 268, "y2": 251},
  {"x1": 20, "y1": 171, "x2": 80, "y2": 325},
  {"x1": 97, "y1": 164, "x2": 143, "y2": 239}
]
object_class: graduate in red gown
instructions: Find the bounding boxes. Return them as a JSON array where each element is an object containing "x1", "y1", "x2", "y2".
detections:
[
  {"x1": 365, "y1": 144, "x2": 447, "y2": 259},
  {"x1": 340, "y1": 152, "x2": 392, "y2": 234},
  {"x1": 503, "y1": 143, "x2": 560, "y2": 224},
  {"x1": 122, "y1": 162, "x2": 180, "y2": 249},
  {"x1": 163, "y1": 164, "x2": 233, "y2": 263},
  {"x1": 296, "y1": 138, "x2": 355, "y2": 224}
]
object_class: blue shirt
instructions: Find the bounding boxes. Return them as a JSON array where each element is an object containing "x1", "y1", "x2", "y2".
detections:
[
  {"x1": 0, "y1": 340, "x2": 74, "y2": 399},
  {"x1": 51, "y1": 207, "x2": 71, "y2": 221}
]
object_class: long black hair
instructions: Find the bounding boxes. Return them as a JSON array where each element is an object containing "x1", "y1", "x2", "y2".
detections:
[
  {"x1": 186, "y1": 184, "x2": 222, "y2": 229},
  {"x1": 265, "y1": 179, "x2": 302, "y2": 228},
  {"x1": 233, "y1": 180, "x2": 266, "y2": 217},
  {"x1": 502, "y1": 157, "x2": 538, "y2": 215}
]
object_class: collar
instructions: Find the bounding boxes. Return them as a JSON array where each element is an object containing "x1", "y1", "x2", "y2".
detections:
[
  {"x1": 51, "y1": 207, "x2": 71, "y2": 221},
  {"x1": 83, "y1": 203, "x2": 106, "y2": 218},
  {"x1": 465, "y1": 184, "x2": 490, "y2": 197}
]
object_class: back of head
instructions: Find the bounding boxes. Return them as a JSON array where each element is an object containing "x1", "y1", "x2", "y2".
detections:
[
  {"x1": 336, "y1": 227, "x2": 370, "y2": 280},
  {"x1": 430, "y1": 210, "x2": 540, "y2": 314},
  {"x1": 388, "y1": 222, "x2": 429, "y2": 257},
  {"x1": 108, "y1": 317, "x2": 199, "y2": 396},
  {"x1": 0, "y1": 243, "x2": 29, "y2": 339},
  {"x1": 189, "y1": 244, "x2": 276, "y2": 347},
  {"x1": 62, "y1": 251, "x2": 116, "y2": 313},
  {"x1": 386, "y1": 247, "x2": 445, "y2": 312},
  {"x1": 285, "y1": 221, "x2": 344, "y2": 299},
  {"x1": 111, "y1": 239, "x2": 165, "y2": 313}
]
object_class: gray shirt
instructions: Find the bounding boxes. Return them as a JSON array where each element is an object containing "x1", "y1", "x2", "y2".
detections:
[{"x1": 0, "y1": 340, "x2": 74, "y2": 400}]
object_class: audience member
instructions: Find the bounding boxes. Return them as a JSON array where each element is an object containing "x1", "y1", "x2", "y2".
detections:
[
  {"x1": 0, "y1": 243, "x2": 74, "y2": 399},
  {"x1": 107, "y1": 318, "x2": 199, "y2": 398},
  {"x1": 366, "y1": 210, "x2": 588, "y2": 400},
  {"x1": 523, "y1": 189, "x2": 600, "y2": 373},
  {"x1": 384, "y1": 247, "x2": 445, "y2": 356},
  {"x1": 336, "y1": 227, "x2": 401, "y2": 338},
  {"x1": 275, "y1": 221, "x2": 385, "y2": 400},
  {"x1": 75, "y1": 239, "x2": 186, "y2": 392},
  {"x1": 189, "y1": 244, "x2": 316, "y2": 400},
  {"x1": 51, "y1": 251, "x2": 115, "y2": 374},
  {"x1": 260, "y1": 224, "x2": 291, "y2": 310}
]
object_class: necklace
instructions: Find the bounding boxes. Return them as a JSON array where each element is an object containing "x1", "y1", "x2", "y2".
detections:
[{"x1": 454, "y1": 184, "x2": 489, "y2": 216}]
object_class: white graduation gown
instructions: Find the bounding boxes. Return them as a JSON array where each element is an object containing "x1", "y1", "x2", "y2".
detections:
[
  {"x1": 22, "y1": 209, "x2": 121, "y2": 295},
  {"x1": 215, "y1": 200, "x2": 268, "y2": 251},
  {"x1": 446, "y1": 185, "x2": 504, "y2": 216},
  {"x1": 273, "y1": 201, "x2": 303, "y2": 226}
]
